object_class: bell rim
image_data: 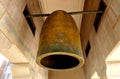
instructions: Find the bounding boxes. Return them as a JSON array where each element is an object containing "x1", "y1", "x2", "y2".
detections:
[{"x1": 36, "y1": 52, "x2": 84, "y2": 71}]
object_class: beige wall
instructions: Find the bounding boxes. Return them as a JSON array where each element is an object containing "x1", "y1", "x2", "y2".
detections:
[
  {"x1": 0, "y1": 0, "x2": 48, "y2": 79},
  {"x1": 81, "y1": 0, "x2": 120, "y2": 79},
  {"x1": 49, "y1": 67, "x2": 86, "y2": 79}
]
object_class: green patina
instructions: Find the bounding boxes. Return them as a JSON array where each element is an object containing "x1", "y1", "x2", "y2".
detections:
[{"x1": 37, "y1": 42, "x2": 83, "y2": 57}]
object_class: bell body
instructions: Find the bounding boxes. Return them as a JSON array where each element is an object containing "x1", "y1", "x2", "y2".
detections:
[{"x1": 36, "y1": 10, "x2": 84, "y2": 70}]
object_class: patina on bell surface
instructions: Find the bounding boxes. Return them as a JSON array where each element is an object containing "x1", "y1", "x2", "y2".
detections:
[{"x1": 36, "y1": 10, "x2": 84, "y2": 71}]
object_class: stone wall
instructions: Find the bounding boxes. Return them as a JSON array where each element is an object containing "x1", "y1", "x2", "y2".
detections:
[
  {"x1": 80, "y1": 0, "x2": 120, "y2": 79},
  {"x1": 0, "y1": 0, "x2": 48, "y2": 79}
]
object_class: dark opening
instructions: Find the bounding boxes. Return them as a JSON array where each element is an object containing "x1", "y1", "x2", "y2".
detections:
[
  {"x1": 94, "y1": 0, "x2": 106, "y2": 32},
  {"x1": 41, "y1": 55, "x2": 79, "y2": 69},
  {"x1": 85, "y1": 41, "x2": 91, "y2": 57},
  {"x1": 23, "y1": 5, "x2": 36, "y2": 35}
]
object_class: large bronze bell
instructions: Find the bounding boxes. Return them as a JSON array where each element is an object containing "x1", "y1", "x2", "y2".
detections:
[{"x1": 36, "y1": 10, "x2": 84, "y2": 71}]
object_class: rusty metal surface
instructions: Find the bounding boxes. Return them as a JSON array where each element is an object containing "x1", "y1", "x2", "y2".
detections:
[
  {"x1": 26, "y1": 10, "x2": 103, "y2": 17},
  {"x1": 36, "y1": 10, "x2": 84, "y2": 71}
]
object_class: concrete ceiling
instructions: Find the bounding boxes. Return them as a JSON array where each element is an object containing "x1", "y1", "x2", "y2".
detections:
[{"x1": 39, "y1": 0, "x2": 85, "y2": 32}]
